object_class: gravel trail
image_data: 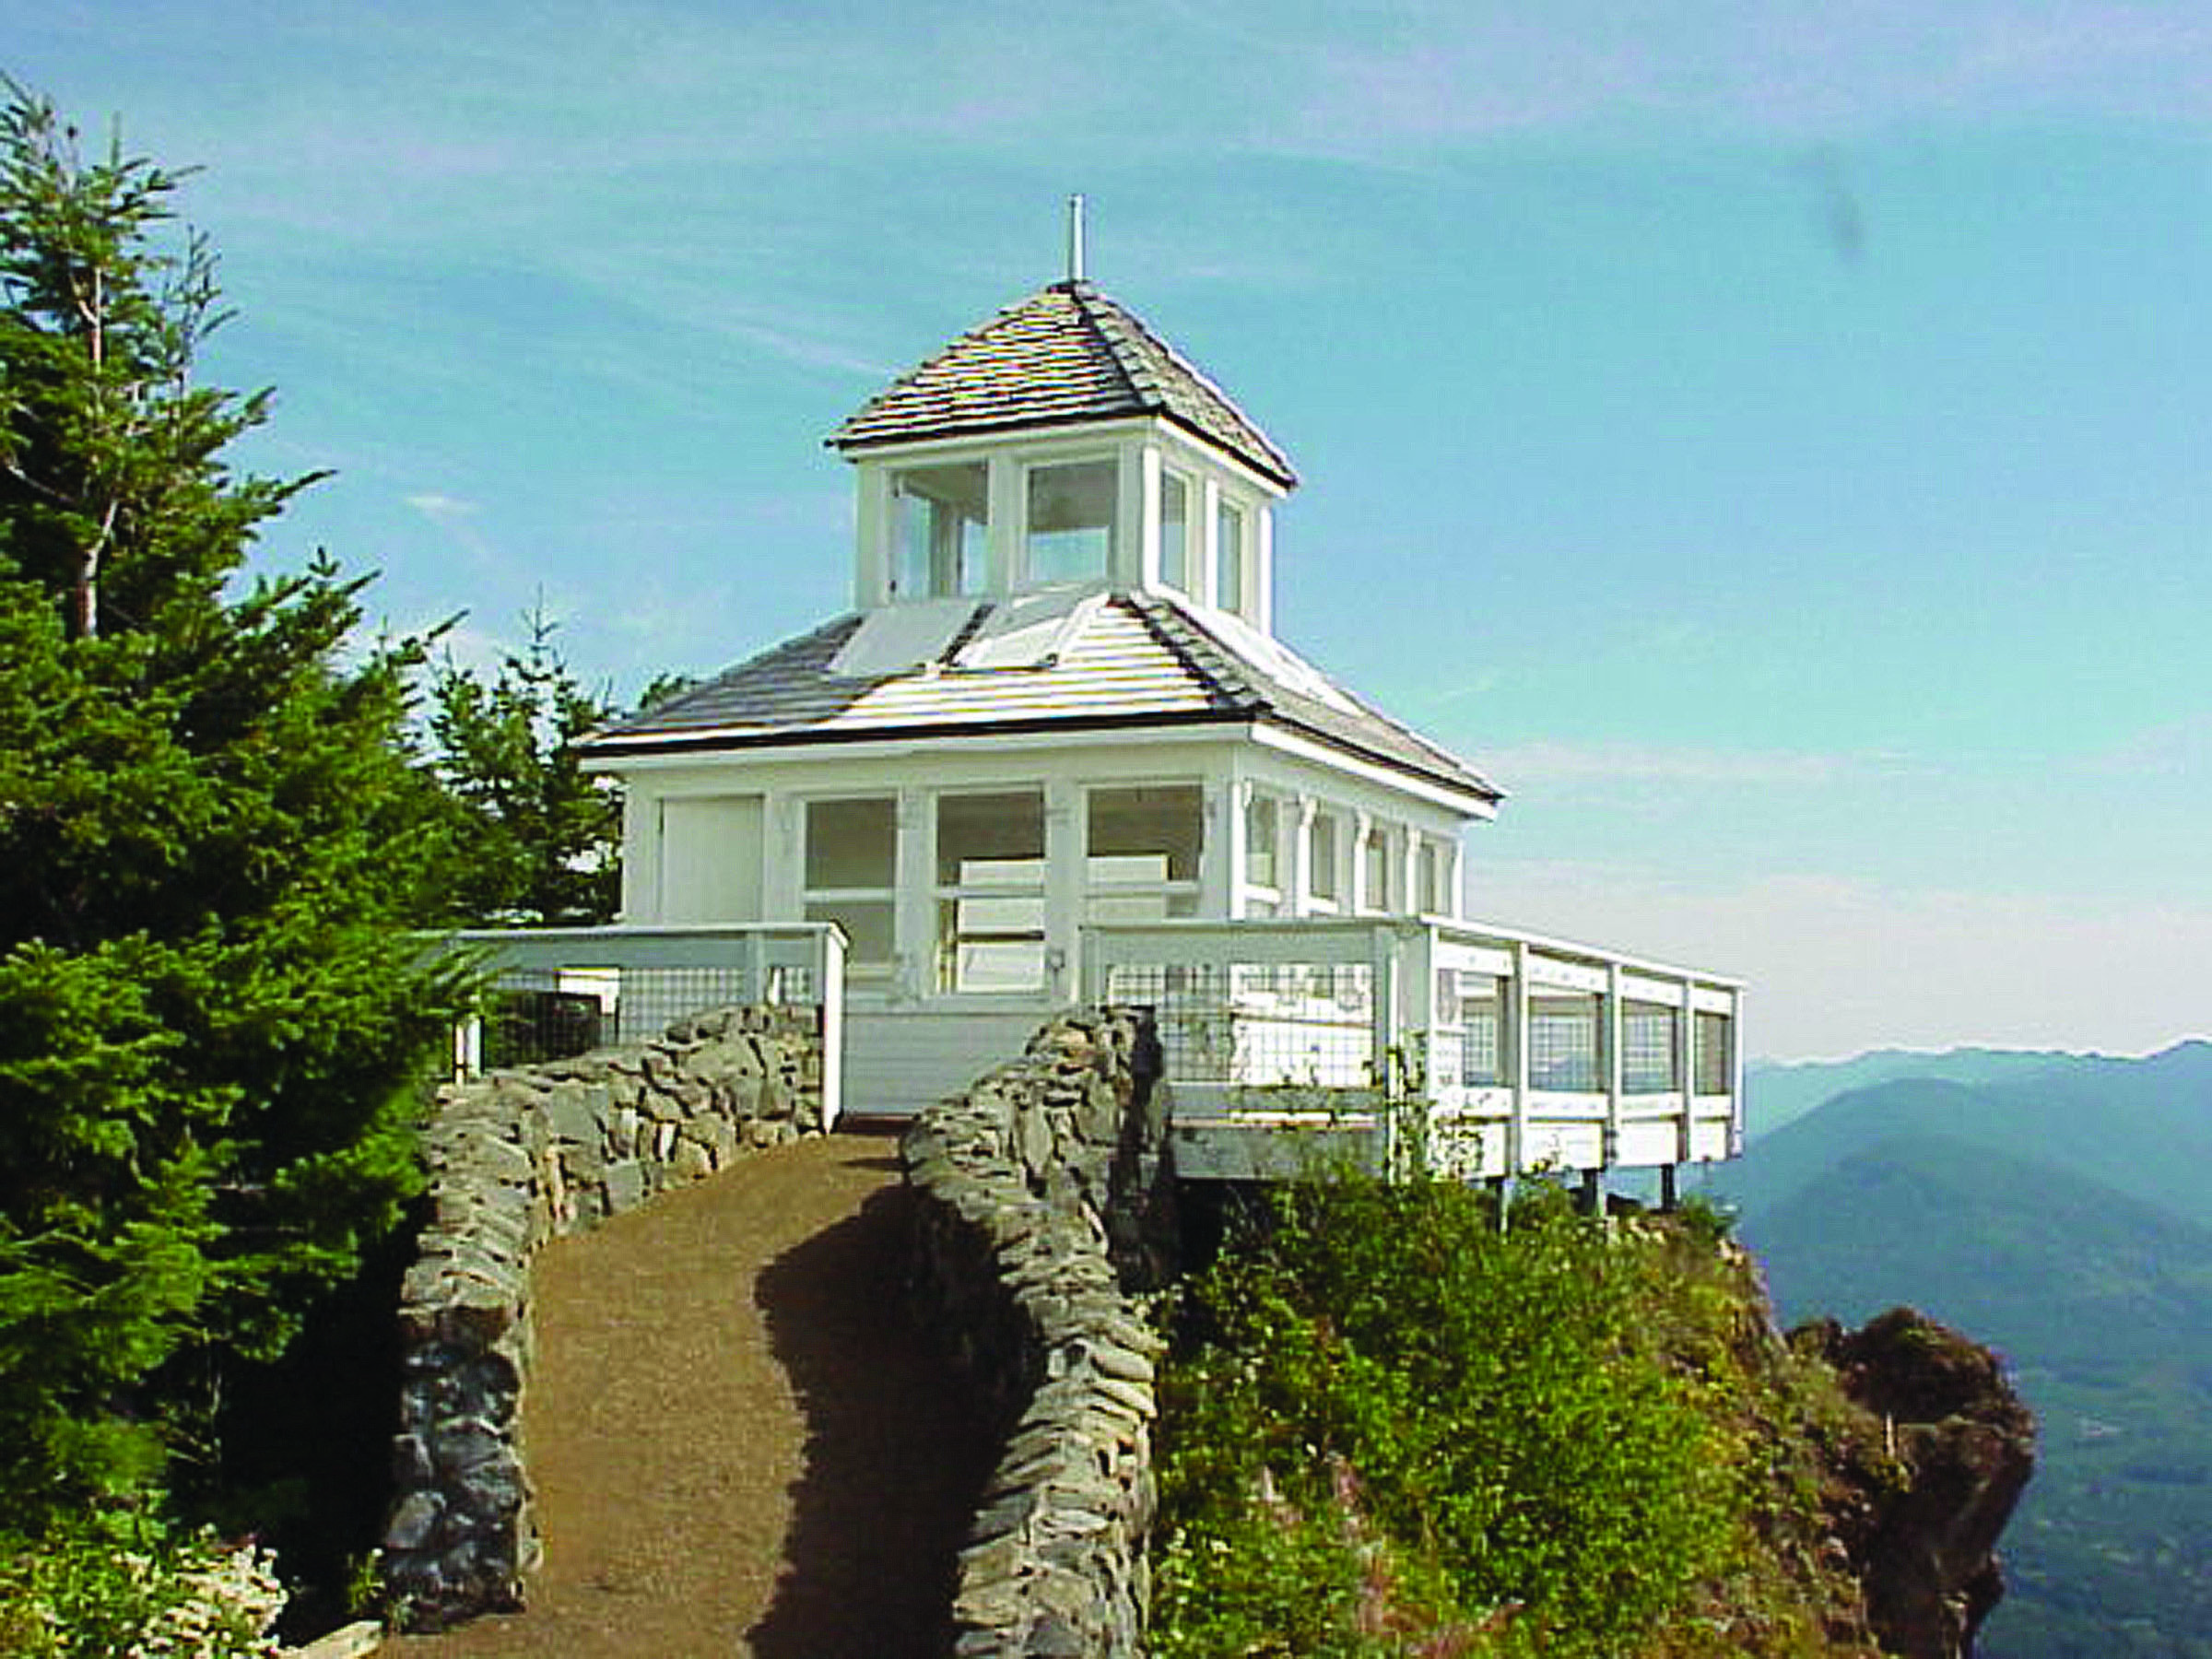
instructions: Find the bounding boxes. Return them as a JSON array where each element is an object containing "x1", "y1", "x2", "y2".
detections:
[{"x1": 393, "y1": 1129, "x2": 995, "y2": 1658}]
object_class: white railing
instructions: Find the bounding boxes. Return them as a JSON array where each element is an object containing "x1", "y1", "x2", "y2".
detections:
[
  {"x1": 1082, "y1": 917, "x2": 1741, "y2": 1182},
  {"x1": 445, "y1": 924, "x2": 846, "y2": 1126}
]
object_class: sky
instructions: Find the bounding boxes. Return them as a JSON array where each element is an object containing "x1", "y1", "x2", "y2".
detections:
[{"x1": 7, "y1": 2, "x2": 2207, "y2": 1059}]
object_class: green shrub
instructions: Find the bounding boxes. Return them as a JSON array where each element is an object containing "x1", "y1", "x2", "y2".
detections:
[
  {"x1": 1152, "y1": 1175, "x2": 1755, "y2": 1658},
  {"x1": 0, "y1": 1511, "x2": 284, "y2": 1657}
]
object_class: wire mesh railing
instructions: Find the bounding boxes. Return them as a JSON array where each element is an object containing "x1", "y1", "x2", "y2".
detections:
[
  {"x1": 438, "y1": 924, "x2": 847, "y2": 1121},
  {"x1": 1082, "y1": 916, "x2": 1741, "y2": 1176}
]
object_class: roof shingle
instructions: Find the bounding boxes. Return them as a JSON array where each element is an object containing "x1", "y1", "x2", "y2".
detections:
[
  {"x1": 584, "y1": 593, "x2": 1496, "y2": 806},
  {"x1": 828, "y1": 282, "x2": 1298, "y2": 488}
]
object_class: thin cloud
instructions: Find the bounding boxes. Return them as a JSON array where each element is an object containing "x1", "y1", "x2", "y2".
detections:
[
  {"x1": 1482, "y1": 740, "x2": 1903, "y2": 789},
  {"x1": 404, "y1": 492, "x2": 477, "y2": 522},
  {"x1": 2083, "y1": 713, "x2": 2212, "y2": 779},
  {"x1": 1265, "y1": 1, "x2": 2211, "y2": 159},
  {"x1": 1472, "y1": 856, "x2": 2212, "y2": 1059}
]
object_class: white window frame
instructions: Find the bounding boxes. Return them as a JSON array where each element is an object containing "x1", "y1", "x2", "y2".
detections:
[
  {"x1": 1019, "y1": 453, "x2": 1120, "y2": 590},
  {"x1": 933, "y1": 787, "x2": 1049, "y2": 994},
  {"x1": 800, "y1": 794, "x2": 899, "y2": 981},
  {"x1": 1305, "y1": 807, "x2": 1344, "y2": 914},
  {"x1": 1083, "y1": 782, "x2": 1204, "y2": 924}
]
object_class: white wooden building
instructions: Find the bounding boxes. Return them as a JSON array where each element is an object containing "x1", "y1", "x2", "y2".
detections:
[{"x1": 579, "y1": 264, "x2": 1741, "y2": 1174}]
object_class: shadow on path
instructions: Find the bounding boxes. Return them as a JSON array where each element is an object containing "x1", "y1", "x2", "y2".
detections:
[
  {"x1": 748, "y1": 1179, "x2": 997, "y2": 1657},
  {"x1": 389, "y1": 1132, "x2": 994, "y2": 1658}
]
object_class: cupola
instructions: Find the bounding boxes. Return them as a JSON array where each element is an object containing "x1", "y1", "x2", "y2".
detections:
[{"x1": 828, "y1": 255, "x2": 1296, "y2": 632}]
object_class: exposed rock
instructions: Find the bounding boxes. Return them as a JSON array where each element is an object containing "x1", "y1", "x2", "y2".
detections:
[{"x1": 1796, "y1": 1307, "x2": 2037, "y2": 1659}]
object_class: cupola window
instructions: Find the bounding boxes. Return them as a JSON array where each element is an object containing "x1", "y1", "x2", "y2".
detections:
[
  {"x1": 1026, "y1": 458, "x2": 1117, "y2": 584},
  {"x1": 1215, "y1": 498, "x2": 1248, "y2": 617},
  {"x1": 891, "y1": 462, "x2": 987, "y2": 599},
  {"x1": 1159, "y1": 471, "x2": 1193, "y2": 594}
]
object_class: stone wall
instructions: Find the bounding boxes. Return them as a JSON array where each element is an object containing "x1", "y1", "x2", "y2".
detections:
[
  {"x1": 901, "y1": 1010, "x2": 1176, "y2": 1659},
  {"x1": 382, "y1": 1004, "x2": 825, "y2": 1630}
]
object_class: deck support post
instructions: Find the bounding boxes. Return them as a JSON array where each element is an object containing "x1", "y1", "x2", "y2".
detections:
[{"x1": 1660, "y1": 1162, "x2": 1679, "y2": 1212}]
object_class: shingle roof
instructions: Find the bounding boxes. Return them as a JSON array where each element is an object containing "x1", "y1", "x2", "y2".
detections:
[
  {"x1": 583, "y1": 593, "x2": 1497, "y2": 807},
  {"x1": 828, "y1": 282, "x2": 1299, "y2": 488}
]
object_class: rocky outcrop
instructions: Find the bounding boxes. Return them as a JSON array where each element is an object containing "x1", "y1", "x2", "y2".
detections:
[
  {"x1": 901, "y1": 1010, "x2": 1175, "y2": 1659},
  {"x1": 1798, "y1": 1308, "x2": 2037, "y2": 1659},
  {"x1": 382, "y1": 1004, "x2": 825, "y2": 1630}
]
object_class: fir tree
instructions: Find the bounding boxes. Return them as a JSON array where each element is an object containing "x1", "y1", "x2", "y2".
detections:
[
  {"x1": 425, "y1": 607, "x2": 622, "y2": 927},
  {"x1": 0, "y1": 84, "x2": 465, "y2": 1514}
]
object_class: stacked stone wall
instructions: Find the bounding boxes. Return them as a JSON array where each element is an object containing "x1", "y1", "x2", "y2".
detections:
[
  {"x1": 902, "y1": 1010, "x2": 1176, "y2": 1659},
  {"x1": 382, "y1": 1004, "x2": 825, "y2": 1630}
]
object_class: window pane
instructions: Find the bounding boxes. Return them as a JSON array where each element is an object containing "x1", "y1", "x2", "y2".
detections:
[
  {"x1": 936, "y1": 892, "x2": 1045, "y2": 993},
  {"x1": 1027, "y1": 459, "x2": 1116, "y2": 583},
  {"x1": 1088, "y1": 785, "x2": 1202, "y2": 884},
  {"x1": 1215, "y1": 500, "x2": 1246, "y2": 613},
  {"x1": 1159, "y1": 472, "x2": 1190, "y2": 593},
  {"x1": 1244, "y1": 794, "x2": 1278, "y2": 889},
  {"x1": 805, "y1": 797, "x2": 895, "y2": 888},
  {"x1": 892, "y1": 462, "x2": 987, "y2": 598},
  {"x1": 1696, "y1": 1011, "x2": 1734, "y2": 1095},
  {"x1": 1085, "y1": 888, "x2": 1198, "y2": 924},
  {"x1": 805, "y1": 900, "x2": 893, "y2": 968},
  {"x1": 1310, "y1": 813, "x2": 1339, "y2": 901},
  {"x1": 1363, "y1": 827, "x2": 1393, "y2": 911},
  {"x1": 935, "y1": 791, "x2": 1044, "y2": 885}
]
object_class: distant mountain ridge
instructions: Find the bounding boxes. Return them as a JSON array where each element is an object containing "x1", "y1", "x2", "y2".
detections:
[
  {"x1": 1745, "y1": 1047, "x2": 2088, "y2": 1139},
  {"x1": 1721, "y1": 1039, "x2": 2212, "y2": 1659},
  {"x1": 1730, "y1": 1038, "x2": 2212, "y2": 1221}
]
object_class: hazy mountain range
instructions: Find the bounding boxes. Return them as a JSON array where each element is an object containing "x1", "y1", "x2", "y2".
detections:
[{"x1": 1712, "y1": 1040, "x2": 2212, "y2": 1659}]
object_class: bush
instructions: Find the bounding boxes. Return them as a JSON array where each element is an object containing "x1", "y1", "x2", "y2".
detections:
[
  {"x1": 0, "y1": 1511, "x2": 284, "y2": 1658},
  {"x1": 1152, "y1": 1176, "x2": 1754, "y2": 1658}
]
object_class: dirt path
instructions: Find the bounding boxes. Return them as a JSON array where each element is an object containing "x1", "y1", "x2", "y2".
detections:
[{"x1": 393, "y1": 1130, "x2": 996, "y2": 1658}]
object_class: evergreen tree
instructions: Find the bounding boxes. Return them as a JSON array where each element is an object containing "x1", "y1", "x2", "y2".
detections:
[
  {"x1": 0, "y1": 85, "x2": 465, "y2": 1515},
  {"x1": 424, "y1": 607, "x2": 623, "y2": 926}
]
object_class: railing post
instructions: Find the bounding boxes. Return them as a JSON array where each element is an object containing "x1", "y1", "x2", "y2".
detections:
[
  {"x1": 1355, "y1": 923, "x2": 1393, "y2": 1177},
  {"x1": 1393, "y1": 923, "x2": 1436, "y2": 1177},
  {"x1": 1678, "y1": 973, "x2": 1698, "y2": 1167},
  {"x1": 1729, "y1": 986, "x2": 1747, "y2": 1158},
  {"x1": 1507, "y1": 939, "x2": 1530, "y2": 1178},
  {"x1": 1604, "y1": 962, "x2": 1624, "y2": 1173},
  {"x1": 453, "y1": 1015, "x2": 482, "y2": 1082},
  {"x1": 819, "y1": 926, "x2": 845, "y2": 1129}
]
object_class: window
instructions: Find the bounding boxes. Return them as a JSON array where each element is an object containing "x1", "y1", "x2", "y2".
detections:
[
  {"x1": 803, "y1": 797, "x2": 896, "y2": 977},
  {"x1": 1214, "y1": 498, "x2": 1247, "y2": 615},
  {"x1": 1086, "y1": 785, "x2": 1201, "y2": 923},
  {"x1": 1695, "y1": 1010, "x2": 1734, "y2": 1096},
  {"x1": 1159, "y1": 471, "x2": 1192, "y2": 594},
  {"x1": 1308, "y1": 811, "x2": 1340, "y2": 908},
  {"x1": 1417, "y1": 837, "x2": 1453, "y2": 915},
  {"x1": 1360, "y1": 822, "x2": 1394, "y2": 913},
  {"x1": 1026, "y1": 458, "x2": 1116, "y2": 584},
  {"x1": 935, "y1": 791, "x2": 1045, "y2": 992},
  {"x1": 891, "y1": 463, "x2": 986, "y2": 599},
  {"x1": 1242, "y1": 793, "x2": 1279, "y2": 900}
]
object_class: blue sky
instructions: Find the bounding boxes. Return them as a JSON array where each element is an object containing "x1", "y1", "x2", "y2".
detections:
[{"x1": 9, "y1": 2, "x2": 2206, "y2": 1057}]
